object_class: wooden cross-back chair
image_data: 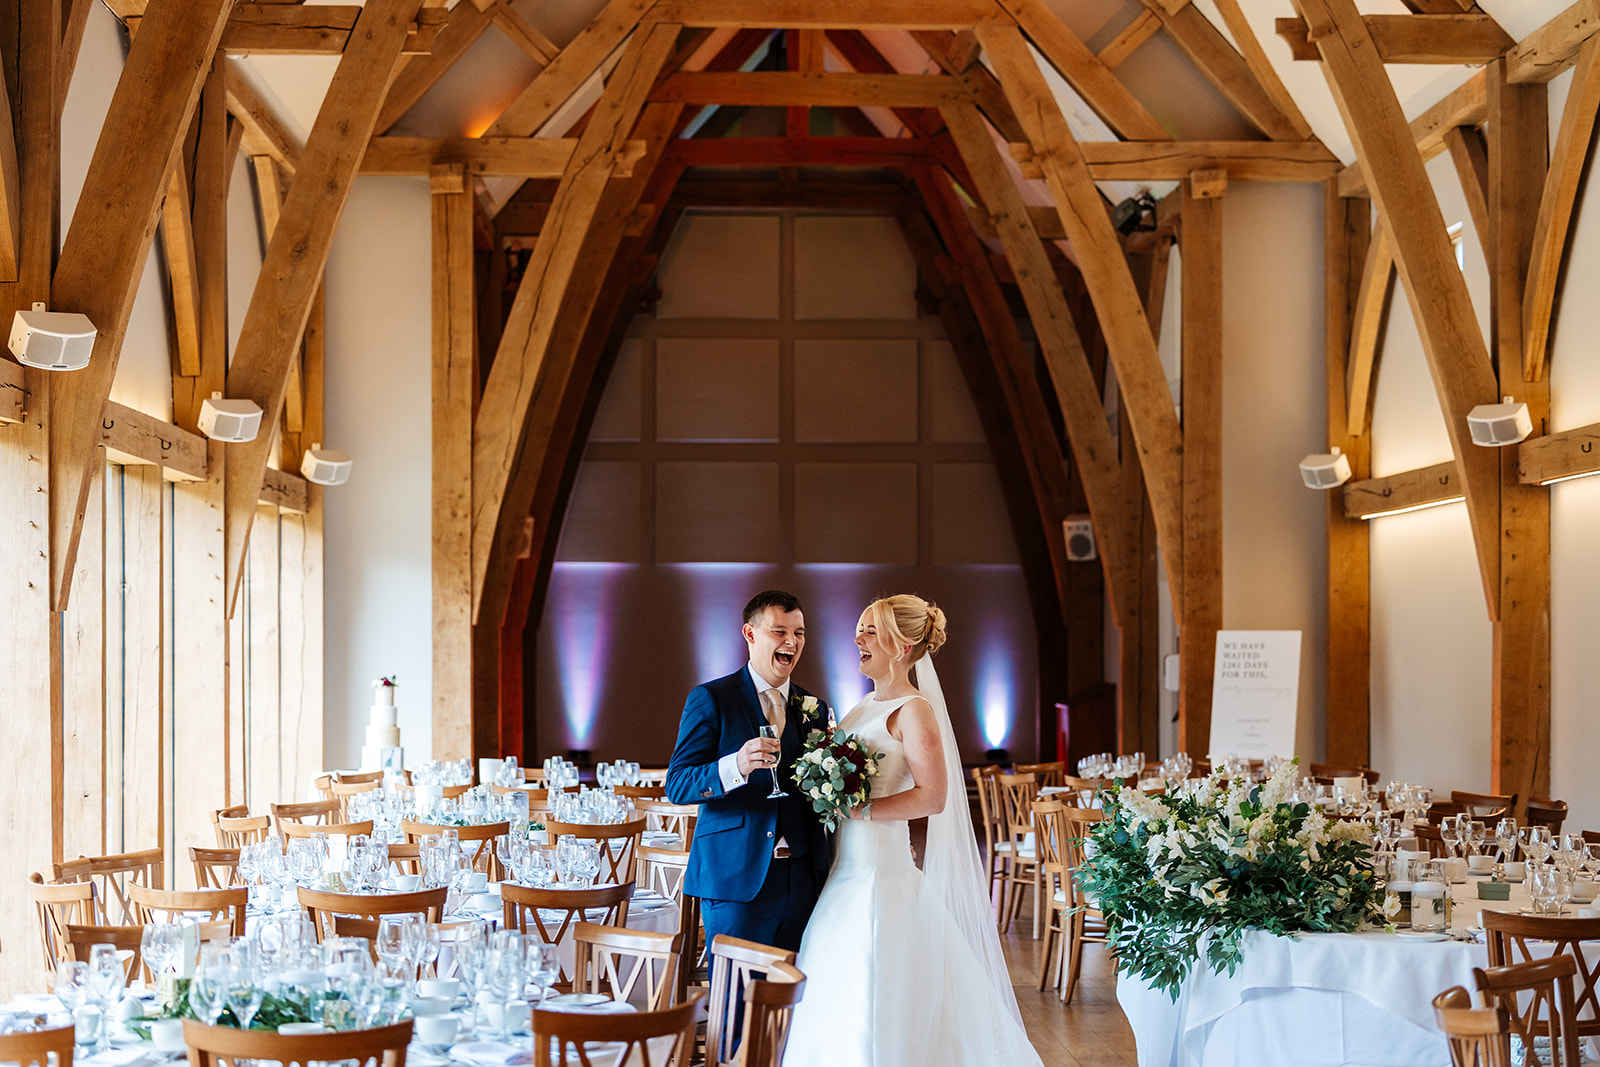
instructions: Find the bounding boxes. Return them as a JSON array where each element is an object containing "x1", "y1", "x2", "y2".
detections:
[
  {"x1": 996, "y1": 771, "x2": 1041, "y2": 936},
  {"x1": 571, "y1": 922, "x2": 682, "y2": 1012},
  {"x1": 190, "y1": 847, "x2": 241, "y2": 889},
  {"x1": 27, "y1": 875, "x2": 96, "y2": 984},
  {"x1": 1411, "y1": 824, "x2": 1454, "y2": 859},
  {"x1": 216, "y1": 814, "x2": 271, "y2": 848},
  {"x1": 0, "y1": 1025, "x2": 76, "y2": 1067},
  {"x1": 615, "y1": 784, "x2": 668, "y2": 800},
  {"x1": 532, "y1": 988, "x2": 703, "y2": 1067},
  {"x1": 271, "y1": 799, "x2": 342, "y2": 832},
  {"x1": 732, "y1": 961, "x2": 805, "y2": 1067},
  {"x1": 280, "y1": 818, "x2": 374, "y2": 843},
  {"x1": 297, "y1": 887, "x2": 446, "y2": 948},
  {"x1": 336, "y1": 770, "x2": 385, "y2": 785},
  {"x1": 65, "y1": 924, "x2": 146, "y2": 986},
  {"x1": 50, "y1": 849, "x2": 163, "y2": 926},
  {"x1": 384, "y1": 841, "x2": 422, "y2": 876},
  {"x1": 970, "y1": 766, "x2": 1007, "y2": 907},
  {"x1": 543, "y1": 816, "x2": 647, "y2": 885},
  {"x1": 1453, "y1": 791, "x2": 1517, "y2": 821},
  {"x1": 705, "y1": 935, "x2": 796, "y2": 1067},
  {"x1": 1473, "y1": 955, "x2": 1583, "y2": 1067},
  {"x1": 634, "y1": 800, "x2": 698, "y2": 848},
  {"x1": 1014, "y1": 761, "x2": 1066, "y2": 788},
  {"x1": 1433, "y1": 987, "x2": 1513, "y2": 1067},
  {"x1": 1059, "y1": 805, "x2": 1110, "y2": 1004},
  {"x1": 313, "y1": 774, "x2": 336, "y2": 802},
  {"x1": 210, "y1": 806, "x2": 250, "y2": 847},
  {"x1": 501, "y1": 882, "x2": 631, "y2": 990},
  {"x1": 130, "y1": 885, "x2": 248, "y2": 937},
  {"x1": 401, "y1": 819, "x2": 509, "y2": 879},
  {"x1": 1527, "y1": 798, "x2": 1570, "y2": 834},
  {"x1": 1032, "y1": 797, "x2": 1071, "y2": 996},
  {"x1": 183, "y1": 1018, "x2": 412, "y2": 1067},
  {"x1": 1308, "y1": 764, "x2": 1380, "y2": 785},
  {"x1": 638, "y1": 844, "x2": 701, "y2": 1003},
  {"x1": 1483, "y1": 912, "x2": 1600, "y2": 1047},
  {"x1": 330, "y1": 779, "x2": 380, "y2": 820}
]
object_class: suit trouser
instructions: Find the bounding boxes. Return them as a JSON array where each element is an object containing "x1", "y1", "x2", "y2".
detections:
[{"x1": 699, "y1": 855, "x2": 820, "y2": 954}]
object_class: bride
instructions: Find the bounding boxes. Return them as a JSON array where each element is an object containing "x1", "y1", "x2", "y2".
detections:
[{"x1": 784, "y1": 594, "x2": 1043, "y2": 1067}]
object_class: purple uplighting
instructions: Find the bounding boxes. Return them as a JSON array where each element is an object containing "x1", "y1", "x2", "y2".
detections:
[
  {"x1": 977, "y1": 631, "x2": 1017, "y2": 750},
  {"x1": 797, "y1": 564, "x2": 874, "y2": 715},
  {"x1": 552, "y1": 562, "x2": 631, "y2": 746},
  {"x1": 674, "y1": 563, "x2": 773, "y2": 682}
]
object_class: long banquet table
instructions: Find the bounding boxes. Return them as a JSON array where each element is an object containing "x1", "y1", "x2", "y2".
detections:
[{"x1": 1117, "y1": 877, "x2": 1579, "y2": 1067}]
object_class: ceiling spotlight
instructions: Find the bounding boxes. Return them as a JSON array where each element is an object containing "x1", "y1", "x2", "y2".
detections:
[
  {"x1": 1467, "y1": 397, "x2": 1533, "y2": 447},
  {"x1": 1111, "y1": 192, "x2": 1158, "y2": 236},
  {"x1": 1299, "y1": 446, "x2": 1352, "y2": 489},
  {"x1": 197, "y1": 392, "x2": 263, "y2": 443},
  {"x1": 8, "y1": 302, "x2": 96, "y2": 371},
  {"x1": 301, "y1": 443, "x2": 352, "y2": 486}
]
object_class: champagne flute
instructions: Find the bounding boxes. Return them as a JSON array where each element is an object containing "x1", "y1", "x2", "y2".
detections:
[{"x1": 760, "y1": 724, "x2": 788, "y2": 799}]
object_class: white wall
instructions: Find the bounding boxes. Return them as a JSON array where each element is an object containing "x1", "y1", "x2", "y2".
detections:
[
  {"x1": 322, "y1": 177, "x2": 433, "y2": 770},
  {"x1": 1219, "y1": 182, "x2": 1328, "y2": 761}
]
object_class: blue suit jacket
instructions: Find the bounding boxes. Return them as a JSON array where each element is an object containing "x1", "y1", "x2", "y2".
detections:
[{"x1": 665, "y1": 668, "x2": 834, "y2": 903}]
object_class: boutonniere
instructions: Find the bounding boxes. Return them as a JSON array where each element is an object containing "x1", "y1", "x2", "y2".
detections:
[{"x1": 791, "y1": 692, "x2": 823, "y2": 722}]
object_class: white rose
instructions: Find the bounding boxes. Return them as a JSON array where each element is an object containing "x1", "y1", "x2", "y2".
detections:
[
  {"x1": 822, "y1": 756, "x2": 837, "y2": 771},
  {"x1": 802, "y1": 696, "x2": 819, "y2": 712},
  {"x1": 809, "y1": 787, "x2": 822, "y2": 799},
  {"x1": 822, "y1": 783, "x2": 834, "y2": 796}
]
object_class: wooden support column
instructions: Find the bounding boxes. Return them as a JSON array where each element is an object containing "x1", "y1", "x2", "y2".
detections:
[
  {"x1": 173, "y1": 55, "x2": 229, "y2": 433},
  {"x1": 1178, "y1": 174, "x2": 1224, "y2": 757},
  {"x1": 46, "y1": 0, "x2": 233, "y2": 610},
  {"x1": 223, "y1": 0, "x2": 422, "y2": 615},
  {"x1": 432, "y1": 163, "x2": 476, "y2": 761},
  {"x1": 976, "y1": 24, "x2": 1186, "y2": 615},
  {"x1": 1487, "y1": 60, "x2": 1551, "y2": 809},
  {"x1": 1323, "y1": 185, "x2": 1372, "y2": 768},
  {"x1": 1293, "y1": 0, "x2": 1503, "y2": 618},
  {"x1": 470, "y1": 22, "x2": 679, "y2": 623}
]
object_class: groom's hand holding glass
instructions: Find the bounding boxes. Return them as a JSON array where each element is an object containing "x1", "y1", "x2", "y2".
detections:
[{"x1": 734, "y1": 734, "x2": 782, "y2": 778}]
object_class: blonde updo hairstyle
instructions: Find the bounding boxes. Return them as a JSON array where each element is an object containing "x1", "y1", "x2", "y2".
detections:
[{"x1": 865, "y1": 594, "x2": 948, "y2": 665}]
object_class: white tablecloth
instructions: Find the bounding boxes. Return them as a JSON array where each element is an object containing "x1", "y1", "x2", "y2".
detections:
[{"x1": 1115, "y1": 877, "x2": 1581, "y2": 1067}]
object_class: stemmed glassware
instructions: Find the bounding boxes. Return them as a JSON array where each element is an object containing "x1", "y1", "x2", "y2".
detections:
[
  {"x1": 54, "y1": 962, "x2": 90, "y2": 1047},
  {"x1": 759, "y1": 724, "x2": 788, "y2": 799},
  {"x1": 528, "y1": 943, "x2": 559, "y2": 1007},
  {"x1": 221, "y1": 947, "x2": 264, "y2": 1030},
  {"x1": 403, "y1": 917, "x2": 438, "y2": 984},
  {"x1": 1523, "y1": 826, "x2": 1554, "y2": 866},
  {"x1": 1496, "y1": 818, "x2": 1520, "y2": 862},
  {"x1": 140, "y1": 922, "x2": 182, "y2": 990},
  {"x1": 84, "y1": 945, "x2": 123, "y2": 1054}
]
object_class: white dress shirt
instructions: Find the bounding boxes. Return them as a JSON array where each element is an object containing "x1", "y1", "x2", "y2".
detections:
[{"x1": 717, "y1": 664, "x2": 791, "y2": 792}]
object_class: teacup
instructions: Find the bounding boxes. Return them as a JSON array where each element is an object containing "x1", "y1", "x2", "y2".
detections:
[
  {"x1": 409, "y1": 997, "x2": 451, "y2": 1017},
  {"x1": 1570, "y1": 878, "x2": 1599, "y2": 903},
  {"x1": 416, "y1": 978, "x2": 460, "y2": 1001},
  {"x1": 1503, "y1": 861, "x2": 1527, "y2": 882},
  {"x1": 390, "y1": 873, "x2": 420, "y2": 892},
  {"x1": 470, "y1": 891, "x2": 499, "y2": 912},
  {"x1": 466, "y1": 872, "x2": 489, "y2": 892},
  {"x1": 413, "y1": 1015, "x2": 460, "y2": 1048},
  {"x1": 149, "y1": 1018, "x2": 185, "y2": 1053},
  {"x1": 1467, "y1": 855, "x2": 1495, "y2": 873}
]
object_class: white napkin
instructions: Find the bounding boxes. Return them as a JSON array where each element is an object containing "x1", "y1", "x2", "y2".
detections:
[{"x1": 452, "y1": 1041, "x2": 532, "y2": 1066}]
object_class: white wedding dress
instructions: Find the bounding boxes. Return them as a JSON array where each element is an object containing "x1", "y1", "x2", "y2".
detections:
[{"x1": 784, "y1": 691, "x2": 1044, "y2": 1067}]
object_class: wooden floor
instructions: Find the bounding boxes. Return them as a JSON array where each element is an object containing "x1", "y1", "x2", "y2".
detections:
[{"x1": 1000, "y1": 902, "x2": 1140, "y2": 1066}]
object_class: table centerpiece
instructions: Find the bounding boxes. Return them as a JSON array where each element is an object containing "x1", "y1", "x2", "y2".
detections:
[{"x1": 1078, "y1": 758, "x2": 1382, "y2": 999}]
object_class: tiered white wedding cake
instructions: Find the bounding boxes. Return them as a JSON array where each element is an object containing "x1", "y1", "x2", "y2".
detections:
[{"x1": 359, "y1": 677, "x2": 403, "y2": 771}]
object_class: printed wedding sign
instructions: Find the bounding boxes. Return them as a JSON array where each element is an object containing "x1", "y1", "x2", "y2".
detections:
[{"x1": 1207, "y1": 630, "x2": 1301, "y2": 759}]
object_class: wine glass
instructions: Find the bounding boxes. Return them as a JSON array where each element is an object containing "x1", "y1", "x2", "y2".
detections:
[
  {"x1": 1529, "y1": 862, "x2": 1558, "y2": 915},
  {"x1": 140, "y1": 922, "x2": 181, "y2": 986},
  {"x1": 1496, "y1": 818, "x2": 1519, "y2": 862},
  {"x1": 222, "y1": 953, "x2": 264, "y2": 1030},
  {"x1": 187, "y1": 952, "x2": 227, "y2": 1025},
  {"x1": 375, "y1": 917, "x2": 407, "y2": 980},
  {"x1": 403, "y1": 918, "x2": 438, "y2": 983},
  {"x1": 528, "y1": 943, "x2": 559, "y2": 1006},
  {"x1": 759, "y1": 725, "x2": 788, "y2": 799},
  {"x1": 54, "y1": 962, "x2": 90, "y2": 1046},
  {"x1": 84, "y1": 945, "x2": 123, "y2": 1053}
]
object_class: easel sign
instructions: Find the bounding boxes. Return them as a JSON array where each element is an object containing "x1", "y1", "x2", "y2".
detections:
[{"x1": 1208, "y1": 630, "x2": 1301, "y2": 760}]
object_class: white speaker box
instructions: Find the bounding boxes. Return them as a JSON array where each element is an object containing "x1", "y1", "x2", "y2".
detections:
[
  {"x1": 301, "y1": 443, "x2": 352, "y2": 486},
  {"x1": 1467, "y1": 399, "x2": 1532, "y2": 447},
  {"x1": 197, "y1": 392, "x2": 263, "y2": 443},
  {"x1": 8, "y1": 303, "x2": 95, "y2": 371},
  {"x1": 1063, "y1": 516, "x2": 1097, "y2": 561},
  {"x1": 1299, "y1": 448, "x2": 1352, "y2": 489}
]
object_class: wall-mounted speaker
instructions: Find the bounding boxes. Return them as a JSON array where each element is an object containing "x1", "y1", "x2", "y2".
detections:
[
  {"x1": 198, "y1": 392, "x2": 263, "y2": 443},
  {"x1": 301, "y1": 443, "x2": 352, "y2": 486},
  {"x1": 8, "y1": 303, "x2": 96, "y2": 371},
  {"x1": 1467, "y1": 398, "x2": 1532, "y2": 447},
  {"x1": 1063, "y1": 516, "x2": 1097, "y2": 561},
  {"x1": 1299, "y1": 447, "x2": 1352, "y2": 489}
]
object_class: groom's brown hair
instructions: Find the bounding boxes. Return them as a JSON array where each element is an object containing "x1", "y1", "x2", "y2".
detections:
[{"x1": 742, "y1": 589, "x2": 802, "y2": 625}]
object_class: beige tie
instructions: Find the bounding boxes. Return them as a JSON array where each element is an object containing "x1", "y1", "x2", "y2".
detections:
[{"x1": 761, "y1": 688, "x2": 786, "y2": 737}]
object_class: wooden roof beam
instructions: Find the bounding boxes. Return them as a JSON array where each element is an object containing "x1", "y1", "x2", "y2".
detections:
[
  {"x1": 996, "y1": 0, "x2": 1171, "y2": 141},
  {"x1": 1276, "y1": 14, "x2": 1513, "y2": 64},
  {"x1": 905, "y1": 30, "x2": 1028, "y2": 143},
  {"x1": 1210, "y1": 0, "x2": 1313, "y2": 138},
  {"x1": 1509, "y1": 0, "x2": 1600, "y2": 84},
  {"x1": 1133, "y1": 0, "x2": 1304, "y2": 140},
  {"x1": 225, "y1": 60, "x2": 302, "y2": 177},
  {"x1": 665, "y1": 137, "x2": 936, "y2": 167},
  {"x1": 1518, "y1": 420, "x2": 1600, "y2": 485},
  {"x1": 126, "y1": 6, "x2": 449, "y2": 57},
  {"x1": 173, "y1": 56, "x2": 231, "y2": 433},
  {"x1": 645, "y1": 1, "x2": 1009, "y2": 29},
  {"x1": 44, "y1": 0, "x2": 233, "y2": 610},
  {"x1": 1522, "y1": 35, "x2": 1600, "y2": 381},
  {"x1": 1345, "y1": 225, "x2": 1393, "y2": 435},
  {"x1": 1096, "y1": 11, "x2": 1160, "y2": 69},
  {"x1": 1341, "y1": 461, "x2": 1461, "y2": 519},
  {"x1": 1076, "y1": 140, "x2": 1338, "y2": 181},
  {"x1": 1336, "y1": 70, "x2": 1484, "y2": 197},
  {"x1": 486, "y1": 0, "x2": 654, "y2": 138},
  {"x1": 651, "y1": 70, "x2": 976, "y2": 108},
  {"x1": 1294, "y1": 0, "x2": 1503, "y2": 617},
  {"x1": 470, "y1": 23, "x2": 680, "y2": 620},
  {"x1": 0, "y1": 55, "x2": 19, "y2": 281},
  {"x1": 976, "y1": 23, "x2": 1188, "y2": 612},
  {"x1": 376, "y1": 0, "x2": 499, "y2": 134},
  {"x1": 222, "y1": 0, "x2": 422, "y2": 615},
  {"x1": 361, "y1": 137, "x2": 606, "y2": 177}
]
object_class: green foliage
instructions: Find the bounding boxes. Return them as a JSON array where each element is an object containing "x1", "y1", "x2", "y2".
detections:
[
  {"x1": 1077, "y1": 766, "x2": 1382, "y2": 999},
  {"x1": 143, "y1": 978, "x2": 316, "y2": 1031}
]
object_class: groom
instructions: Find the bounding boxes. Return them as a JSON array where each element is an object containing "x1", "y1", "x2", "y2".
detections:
[{"x1": 666, "y1": 589, "x2": 833, "y2": 952}]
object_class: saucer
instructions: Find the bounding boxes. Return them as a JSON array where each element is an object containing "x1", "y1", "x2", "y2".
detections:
[{"x1": 1395, "y1": 930, "x2": 1450, "y2": 942}]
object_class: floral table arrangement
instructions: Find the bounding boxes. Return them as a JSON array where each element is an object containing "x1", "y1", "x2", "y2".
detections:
[{"x1": 1078, "y1": 759, "x2": 1382, "y2": 998}]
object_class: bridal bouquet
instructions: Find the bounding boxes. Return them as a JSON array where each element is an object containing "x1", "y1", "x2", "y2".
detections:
[
  {"x1": 1078, "y1": 758, "x2": 1381, "y2": 999},
  {"x1": 792, "y1": 728, "x2": 885, "y2": 831}
]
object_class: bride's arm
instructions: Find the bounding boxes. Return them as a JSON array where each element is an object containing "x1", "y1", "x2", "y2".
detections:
[{"x1": 849, "y1": 697, "x2": 946, "y2": 822}]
